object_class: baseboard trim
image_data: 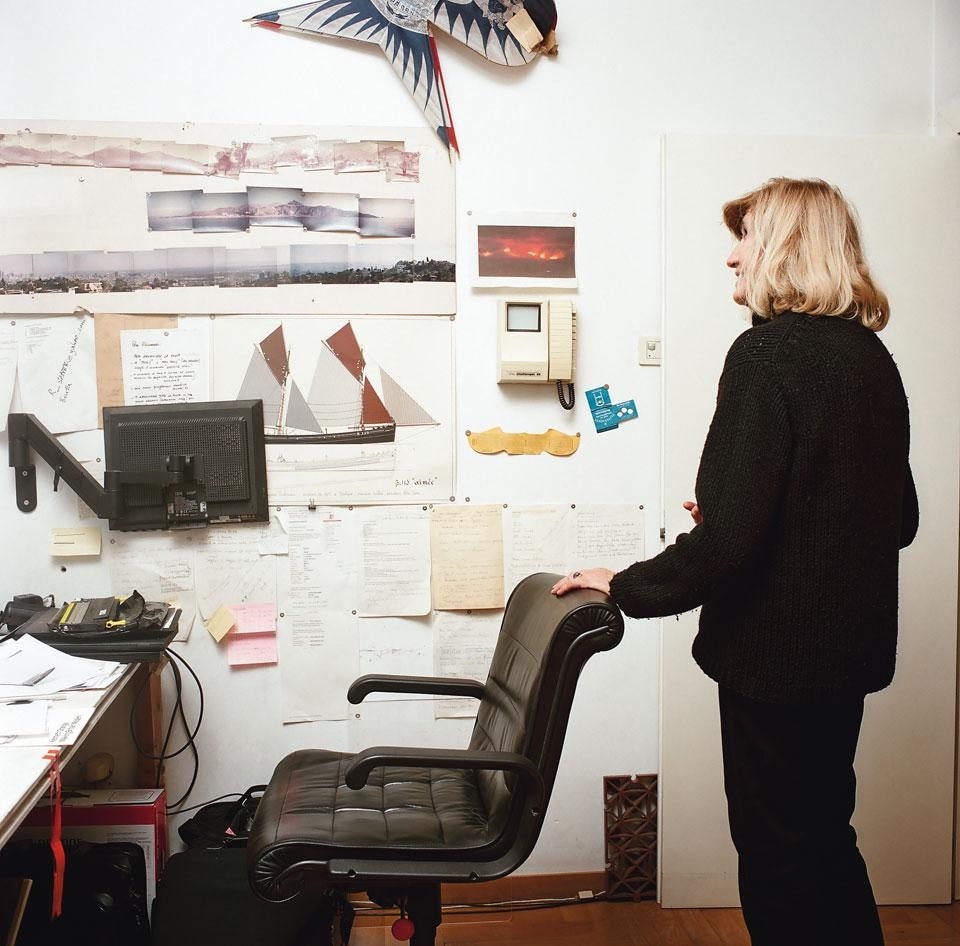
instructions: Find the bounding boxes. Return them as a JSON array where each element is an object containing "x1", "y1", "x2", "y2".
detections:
[{"x1": 439, "y1": 870, "x2": 607, "y2": 905}]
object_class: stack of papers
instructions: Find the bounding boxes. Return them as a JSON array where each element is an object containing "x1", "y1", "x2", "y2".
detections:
[{"x1": 0, "y1": 635, "x2": 124, "y2": 747}]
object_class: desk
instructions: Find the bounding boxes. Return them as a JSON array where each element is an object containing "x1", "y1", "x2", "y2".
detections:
[{"x1": 0, "y1": 660, "x2": 164, "y2": 850}]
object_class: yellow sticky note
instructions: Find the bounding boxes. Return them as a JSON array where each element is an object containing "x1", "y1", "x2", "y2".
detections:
[
  {"x1": 50, "y1": 527, "x2": 102, "y2": 557},
  {"x1": 207, "y1": 605, "x2": 237, "y2": 643}
]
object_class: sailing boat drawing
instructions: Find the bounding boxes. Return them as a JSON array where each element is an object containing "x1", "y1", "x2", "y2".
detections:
[{"x1": 237, "y1": 322, "x2": 438, "y2": 445}]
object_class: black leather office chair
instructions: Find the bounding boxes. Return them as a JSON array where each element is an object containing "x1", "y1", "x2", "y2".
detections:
[{"x1": 246, "y1": 573, "x2": 625, "y2": 945}]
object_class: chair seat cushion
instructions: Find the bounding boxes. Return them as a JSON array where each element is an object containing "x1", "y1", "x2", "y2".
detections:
[{"x1": 254, "y1": 749, "x2": 493, "y2": 853}]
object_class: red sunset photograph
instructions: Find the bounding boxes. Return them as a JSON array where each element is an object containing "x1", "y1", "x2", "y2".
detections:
[{"x1": 476, "y1": 224, "x2": 576, "y2": 279}]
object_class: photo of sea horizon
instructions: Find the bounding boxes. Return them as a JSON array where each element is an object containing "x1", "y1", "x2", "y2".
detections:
[
  {"x1": 147, "y1": 189, "x2": 202, "y2": 231},
  {"x1": 358, "y1": 197, "x2": 415, "y2": 237},
  {"x1": 191, "y1": 191, "x2": 250, "y2": 232},
  {"x1": 301, "y1": 192, "x2": 359, "y2": 233}
]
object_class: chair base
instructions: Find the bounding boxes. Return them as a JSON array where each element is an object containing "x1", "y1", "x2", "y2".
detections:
[{"x1": 369, "y1": 883, "x2": 441, "y2": 946}]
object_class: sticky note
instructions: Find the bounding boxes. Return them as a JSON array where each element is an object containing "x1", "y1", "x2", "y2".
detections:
[
  {"x1": 206, "y1": 604, "x2": 236, "y2": 643},
  {"x1": 230, "y1": 602, "x2": 277, "y2": 635},
  {"x1": 227, "y1": 632, "x2": 278, "y2": 667}
]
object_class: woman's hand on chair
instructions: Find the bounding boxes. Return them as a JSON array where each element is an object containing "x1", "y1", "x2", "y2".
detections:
[{"x1": 551, "y1": 567, "x2": 614, "y2": 597}]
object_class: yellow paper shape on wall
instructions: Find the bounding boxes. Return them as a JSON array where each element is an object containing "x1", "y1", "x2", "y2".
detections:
[{"x1": 466, "y1": 427, "x2": 580, "y2": 457}]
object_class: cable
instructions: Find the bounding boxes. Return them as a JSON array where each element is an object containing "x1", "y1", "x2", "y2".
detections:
[
  {"x1": 168, "y1": 793, "x2": 243, "y2": 816},
  {"x1": 128, "y1": 646, "x2": 204, "y2": 813}
]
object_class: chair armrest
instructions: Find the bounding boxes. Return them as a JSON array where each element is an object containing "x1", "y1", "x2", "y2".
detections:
[
  {"x1": 347, "y1": 674, "x2": 486, "y2": 704},
  {"x1": 345, "y1": 746, "x2": 545, "y2": 811}
]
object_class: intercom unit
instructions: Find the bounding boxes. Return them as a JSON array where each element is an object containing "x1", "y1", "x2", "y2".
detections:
[{"x1": 497, "y1": 298, "x2": 577, "y2": 408}]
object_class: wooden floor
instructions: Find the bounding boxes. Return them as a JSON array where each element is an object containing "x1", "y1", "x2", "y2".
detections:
[{"x1": 350, "y1": 900, "x2": 960, "y2": 945}]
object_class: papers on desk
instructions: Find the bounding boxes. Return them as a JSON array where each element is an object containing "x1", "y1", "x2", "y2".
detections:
[
  {"x1": 0, "y1": 635, "x2": 123, "y2": 700},
  {"x1": 0, "y1": 635, "x2": 124, "y2": 746}
]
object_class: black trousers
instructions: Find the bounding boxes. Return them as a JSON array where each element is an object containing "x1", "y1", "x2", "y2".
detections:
[{"x1": 718, "y1": 685, "x2": 884, "y2": 946}]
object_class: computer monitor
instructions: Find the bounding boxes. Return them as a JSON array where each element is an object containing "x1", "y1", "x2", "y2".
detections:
[{"x1": 102, "y1": 400, "x2": 269, "y2": 531}]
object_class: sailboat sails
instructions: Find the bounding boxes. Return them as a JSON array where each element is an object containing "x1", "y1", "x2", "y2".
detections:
[{"x1": 238, "y1": 322, "x2": 436, "y2": 444}]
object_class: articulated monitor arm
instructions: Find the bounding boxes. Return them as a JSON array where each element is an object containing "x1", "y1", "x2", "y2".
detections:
[{"x1": 7, "y1": 413, "x2": 200, "y2": 523}]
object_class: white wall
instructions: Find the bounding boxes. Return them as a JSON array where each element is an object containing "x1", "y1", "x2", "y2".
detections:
[{"x1": 0, "y1": 0, "x2": 954, "y2": 876}]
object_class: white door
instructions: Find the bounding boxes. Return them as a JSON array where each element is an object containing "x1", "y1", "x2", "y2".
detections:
[{"x1": 659, "y1": 135, "x2": 960, "y2": 907}]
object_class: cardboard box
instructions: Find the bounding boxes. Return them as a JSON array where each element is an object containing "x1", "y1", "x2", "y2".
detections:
[{"x1": 14, "y1": 788, "x2": 166, "y2": 904}]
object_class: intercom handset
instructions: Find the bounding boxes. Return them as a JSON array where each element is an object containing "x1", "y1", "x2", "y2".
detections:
[{"x1": 497, "y1": 298, "x2": 577, "y2": 409}]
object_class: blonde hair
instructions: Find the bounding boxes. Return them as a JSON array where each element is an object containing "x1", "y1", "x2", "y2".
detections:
[{"x1": 723, "y1": 178, "x2": 889, "y2": 331}]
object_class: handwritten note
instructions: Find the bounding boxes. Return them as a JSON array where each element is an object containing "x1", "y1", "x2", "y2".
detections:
[
  {"x1": 433, "y1": 610, "x2": 501, "y2": 718},
  {"x1": 226, "y1": 632, "x2": 277, "y2": 667},
  {"x1": 16, "y1": 315, "x2": 98, "y2": 433},
  {"x1": 430, "y1": 505, "x2": 504, "y2": 611},
  {"x1": 357, "y1": 506, "x2": 431, "y2": 616},
  {"x1": 120, "y1": 325, "x2": 210, "y2": 404},
  {"x1": 571, "y1": 505, "x2": 644, "y2": 574},
  {"x1": 503, "y1": 505, "x2": 570, "y2": 594},
  {"x1": 194, "y1": 524, "x2": 278, "y2": 620},
  {"x1": 230, "y1": 602, "x2": 277, "y2": 634},
  {"x1": 358, "y1": 617, "x2": 433, "y2": 701},
  {"x1": 93, "y1": 313, "x2": 178, "y2": 416},
  {"x1": 106, "y1": 531, "x2": 197, "y2": 641}
]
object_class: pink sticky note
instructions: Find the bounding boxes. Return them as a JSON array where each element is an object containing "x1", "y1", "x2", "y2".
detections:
[
  {"x1": 226, "y1": 631, "x2": 278, "y2": 667},
  {"x1": 229, "y1": 602, "x2": 277, "y2": 635}
]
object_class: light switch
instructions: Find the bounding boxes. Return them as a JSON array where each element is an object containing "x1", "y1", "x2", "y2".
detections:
[{"x1": 638, "y1": 336, "x2": 662, "y2": 366}]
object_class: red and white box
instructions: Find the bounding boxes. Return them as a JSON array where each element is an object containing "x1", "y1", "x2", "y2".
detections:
[{"x1": 15, "y1": 788, "x2": 167, "y2": 904}]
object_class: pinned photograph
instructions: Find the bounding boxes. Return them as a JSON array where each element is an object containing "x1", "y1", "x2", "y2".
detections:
[
  {"x1": 191, "y1": 191, "x2": 249, "y2": 232},
  {"x1": 210, "y1": 142, "x2": 248, "y2": 179},
  {"x1": 91, "y1": 137, "x2": 132, "y2": 168},
  {"x1": 471, "y1": 211, "x2": 577, "y2": 288},
  {"x1": 289, "y1": 244, "x2": 349, "y2": 284},
  {"x1": 130, "y1": 249, "x2": 169, "y2": 290},
  {"x1": 311, "y1": 139, "x2": 340, "y2": 171},
  {"x1": 359, "y1": 197, "x2": 415, "y2": 237},
  {"x1": 271, "y1": 135, "x2": 320, "y2": 168},
  {"x1": 301, "y1": 192, "x2": 359, "y2": 232},
  {"x1": 334, "y1": 140, "x2": 381, "y2": 173},
  {"x1": 242, "y1": 140, "x2": 283, "y2": 174},
  {"x1": 160, "y1": 142, "x2": 213, "y2": 175},
  {"x1": 220, "y1": 247, "x2": 279, "y2": 288},
  {"x1": 247, "y1": 186, "x2": 305, "y2": 227},
  {"x1": 48, "y1": 134, "x2": 97, "y2": 167},
  {"x1": 386, "y1": 151, "x2": 420, "y2": 183},
  {"x1": 32, "y1": 251, "x2": 71, "y2": 292},
  {"x1": 165, "y1": 246, "x2": 217, "y2": 288},
  {"x1": 129, "y1": 139, "x2": 170, "y2": 172},
  {"x1": 147, "y1": 189, "x2": 202, "y2": 232},
  {"x1": 0, "y1": 132, "x2": 51, "y2": 166},
  {"x1": 0, "y1": 253, "x2": 34, "y2": 293}
]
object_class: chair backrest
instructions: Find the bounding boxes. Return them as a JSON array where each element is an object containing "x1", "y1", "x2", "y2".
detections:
[{"x1": 467, "y1": 572, "x2": 624, "y2": 867}]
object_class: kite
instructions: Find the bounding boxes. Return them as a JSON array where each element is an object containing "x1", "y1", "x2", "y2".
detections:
[{"x1": 246, "y1": 1, "x2": 558, "y2": 155}]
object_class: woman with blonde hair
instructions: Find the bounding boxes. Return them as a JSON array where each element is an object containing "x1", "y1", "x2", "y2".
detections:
[{"x1": 553, "y1": 178, "x2": 917, "y2": 945}]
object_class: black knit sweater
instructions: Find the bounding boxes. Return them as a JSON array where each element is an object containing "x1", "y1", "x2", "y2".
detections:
[{"x1": 609, "y1": 312, "x2": 918, "y2": 704}]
